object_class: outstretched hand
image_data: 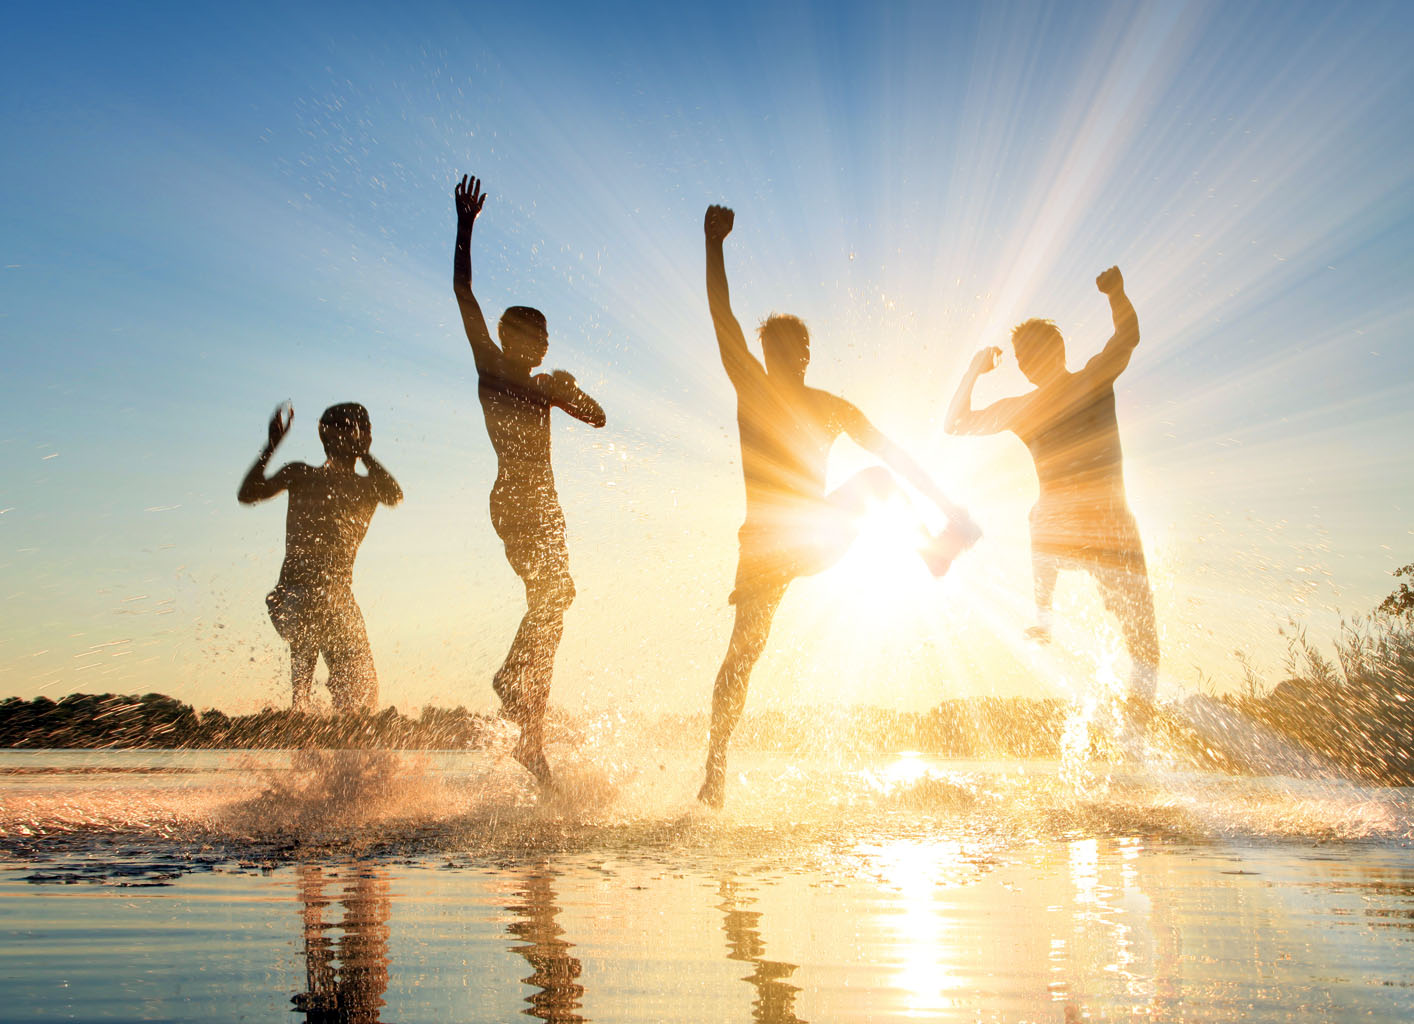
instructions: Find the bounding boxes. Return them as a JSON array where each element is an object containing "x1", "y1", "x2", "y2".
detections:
[
  {"x1": 267, "y1": 402, "x2": 293, "y2": 450},
  {"x1": 704, "y1": 204, "x2": 735, "y2": 243},
  {"x1": 455, "y1": 174, "x2": 487, "y2": 222},
  {"x1": 1096, "y1": 266, "x2": 1124, "y2": 295}
]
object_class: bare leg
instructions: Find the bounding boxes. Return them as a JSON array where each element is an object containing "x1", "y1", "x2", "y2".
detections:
[
  {"x1": 1027, "y1": 552, "x2": 1059, "y2": 643},
  {"x1": 494, "y1": 574, "x2": 574, "y2": 788},
  {"x1": 325, "y1": 592, "x2": 379, "y2": 714},
  {"x1": 1097, "y1": 559, "x2": 1159, "y2": 758},
  {"x1": 290, "y1": 643, "x2": 318, "y2": 712},
  {"x1": 700, "y1": 588, "x2": 785, "y2": 808}
]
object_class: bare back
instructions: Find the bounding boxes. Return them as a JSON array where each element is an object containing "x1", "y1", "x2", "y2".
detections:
[{"x1": 278, "y1": 464, "x2": 380, "y2": 587}]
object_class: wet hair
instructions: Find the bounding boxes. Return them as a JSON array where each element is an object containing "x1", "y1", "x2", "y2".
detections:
[
  {"x1": 1010, "y1": 318, "x2": 1065, "y2": 369},
  {"x1": 498, "y1": 306, "x2": 548, "y2": 350},
  {"x1": 318, "y1": 402, "x2": 371, "y2": 458},
  {"x1": 758, "y1": 313, "x2": 810, "y2": 374}
]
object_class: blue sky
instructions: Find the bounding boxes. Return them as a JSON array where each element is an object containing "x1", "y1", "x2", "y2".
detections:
[{"x1": 2, "y1": 0, "x2": 1411, "y2": 713}]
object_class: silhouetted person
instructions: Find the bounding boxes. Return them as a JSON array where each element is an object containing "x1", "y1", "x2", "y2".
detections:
[
  {"x1": 452, "y1": 175, "x2": 606, "y2": 788},
  {"x1": 945, "y1": 266, "x2": 1158, "y2": 748},
  {"x1": 506, "y1": 865, "x2": 586, "y2": 1023},
  {"x1": 699, "y1": 204, "x2": 979, "y2": 808},
  {"x1": 292, "y1": 863, "x2": 391, "y2": 1023},
  {"x1": 239, "y1": 403, "x2": 401, "y2": 713}
]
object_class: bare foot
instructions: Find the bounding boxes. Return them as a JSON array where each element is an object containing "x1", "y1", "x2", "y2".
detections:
[
  {"x1": 512, "y1": 730, "x2": 553, "y2": 789},
  {"x1": 1025, "y1": 624, "x2": 1052, "y2": 644},
  {"x1": 697, "y1": 768, "x2": 725, "y2": 810}
]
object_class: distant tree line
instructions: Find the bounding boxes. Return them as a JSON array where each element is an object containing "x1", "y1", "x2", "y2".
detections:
[
  {"x1": 0, "y1": 693, "x2": 503, "y2": 751},
  {"x1": 3, "y1": 566, "x2": 1411, "y2": 784}
]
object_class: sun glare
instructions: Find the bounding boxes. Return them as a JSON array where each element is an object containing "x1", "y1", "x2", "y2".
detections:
[{"x1": 830, "y1": 494, "x2": 935, "y2": 601}]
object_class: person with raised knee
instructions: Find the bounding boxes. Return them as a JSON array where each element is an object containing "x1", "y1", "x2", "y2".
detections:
[
  {"x1": 451, "y1": 174, "x2": 606, "y2": 788},
  {"x1": 945, "y1": 266, "x2": 1159, "y2": 755},
  {"x1": 698, "y1": 204, "x2": 979, "y2": 808}
]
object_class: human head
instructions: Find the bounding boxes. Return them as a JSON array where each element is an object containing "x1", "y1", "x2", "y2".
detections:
[
  {"x1": 319, "y1": 402, "x2": 372, "y2": 459},
  {"x1": 1010, "y1": 318, "x2": 1066, "y2": 385},
  {"x1": 498, "y1": 306, "x2": 549, "y2": 370},
  {"x1": 759, "y1": 314, "x2": 810, "y2": 381}
]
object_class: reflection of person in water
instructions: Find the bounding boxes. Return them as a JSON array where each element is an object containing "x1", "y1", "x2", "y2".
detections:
[
  {"x1": 506, "y1": 865, "x2": 586, "y2": 1024},
  {"x1": 718, "y1": 878, "x2": 806, "y2": 1024},
  {"x1": 452, "y1": 174, "x2": 607, "y2": 788},
  {"x1": 945, "y1": 267, "x2": 1158, "y2": 748},
  {"x1": 698, "y1": 204, "x2": 980, "y2": 808},
  {"x1": 292, "y1": 863, "x2": 392, "y2": 1024},
  {"x1": 239, "y1": 403, "x2": 402, "y2": 712}
]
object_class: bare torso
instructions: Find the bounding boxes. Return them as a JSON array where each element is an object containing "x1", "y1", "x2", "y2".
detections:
[
  {"x1": 278, "y1": 464, "x2": 379, "y2": 587},
  {"x1": 735, "y1": 375, "x2": 848, "y2": 530}
]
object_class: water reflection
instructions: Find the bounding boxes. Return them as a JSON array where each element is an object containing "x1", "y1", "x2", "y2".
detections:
[
  {"x1": 292, "y1": 863, "x2": 391, "y2": 1024},
  {"x1": 506, "y1": 864, "x2": 587, "y2": 1023},
  {"x1": 717, "y1": 878, "x2": 806, "y2": 1024}
]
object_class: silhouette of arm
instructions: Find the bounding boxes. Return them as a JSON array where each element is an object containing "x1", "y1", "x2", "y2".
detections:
[
  {"x1": 838, "y1": 399, "x2": 967, "y2": 521},
  {"x1": 704, "y1": 205, "x2": 763, "y2": 388},
  {"x1": 238, "y1": 405, "x2": 300, "y2": 503},
  {"x1": 944, "y1": 347, "x2": 1023, "y2": 436},
  {"x1": 360, "y1": 453, "x2": 403, "y2": 506},
  {"x1": 452, "y1": 174, "x2": 502, "y2": 374},
  {"x1": 1082, "y1": 266, "x2": 1139, "y2": 383},
  {"x1": 538, "y1": 370, "x2": 607, "y2": 428}
]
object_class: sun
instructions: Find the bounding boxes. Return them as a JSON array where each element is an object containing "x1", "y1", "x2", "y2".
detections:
[{"x1": 828, "y1": 492, "x2": 939, "y2": 602}]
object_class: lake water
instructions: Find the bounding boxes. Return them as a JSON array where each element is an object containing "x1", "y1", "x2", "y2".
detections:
[{"x1": 1, "y1": 746, "x2": 1412, "y2": 1022}]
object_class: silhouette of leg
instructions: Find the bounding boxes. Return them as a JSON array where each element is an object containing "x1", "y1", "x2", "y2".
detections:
[
  {"x1": 290, "y1": 643, "x2": 318, "y2": 712},
  {"x1": 269, "y1": 586, "x2": 318, "y2": 710},
  {"x1": 1096, "y1": 551, "x2": 1158, "y2": 759},
  {"x1": 1028, "y1": 553, "x2": 1059, "y2": 643},
  {"x1": 700, "y1": 586, "x2": 786, "y2": 808},
  {"x1": 324, "y1": 592, "x2": 378, "y2": 714},
  {"x1": 493, "y1": 516, "x2": 574, "y2": 787},
  {"x1": 499, "y1": 581, "x2": 573, "y2": 788}
]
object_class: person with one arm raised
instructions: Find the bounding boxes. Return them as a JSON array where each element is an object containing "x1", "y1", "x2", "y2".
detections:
[
  {"x1": 698, "y1": 203, "x2": 980, "y2": 808},
  {"x1": 451, "y1": 174, "x2": 606, "y2": 788}
]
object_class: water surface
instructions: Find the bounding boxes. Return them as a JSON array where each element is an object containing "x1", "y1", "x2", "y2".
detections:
[{"x1": 2, "y1": 748, "x2": 1411, "y2": 1022}]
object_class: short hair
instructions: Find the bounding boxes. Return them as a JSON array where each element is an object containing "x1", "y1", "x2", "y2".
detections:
[
  {"x1": 318, "y1": 402, "x2": 371, "y2": 457},
  {"x1": 1010, "y1": 318, "x2": 1064, "y2": 364},
  {"x1": 758, "y1": 313, "x2": 810, "y2": 367},
  {"x1": 498, "y1": 305, "x2": 547, "y2": 342}
]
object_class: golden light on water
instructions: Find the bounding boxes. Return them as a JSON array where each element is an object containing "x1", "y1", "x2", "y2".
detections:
[{"x1": 866, "y1": 838, "x2": 969, "y2": 1016}]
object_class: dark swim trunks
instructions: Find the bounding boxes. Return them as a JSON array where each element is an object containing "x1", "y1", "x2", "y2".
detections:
[{"x1": 1029, "y1": 494, "x2": 1147, "y2": 575}]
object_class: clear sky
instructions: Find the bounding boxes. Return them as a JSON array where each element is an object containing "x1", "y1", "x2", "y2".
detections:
[{"x1": 2, "y1": 0, "x2": 1411, "y2": 714}]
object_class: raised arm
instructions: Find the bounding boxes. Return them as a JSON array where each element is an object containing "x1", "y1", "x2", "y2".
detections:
[
  {"x1": 944, "y1": 347, "x2": 1022, "y2": 436},
  {"x1": 537, "y1": 370, "x2": 607, "y2": 428},
  {"x1": 704, "y1": 205, "x2": 763, "y2": 387},
  {"x1": 238, "y1": 404, "x2": 297, "y2": 504},
  {"x1": 1083, "y1": 265, "x2": 1139, "y2": 382},
  {"x1": 452, "y1": 174, "x2": 501, "y2": 373},
  {"x1": 359, "y1": 453, "x2": 404, "y2": 506},
  {"x1": 838, "y1": 400, "x2": 968, "y2": 523}
]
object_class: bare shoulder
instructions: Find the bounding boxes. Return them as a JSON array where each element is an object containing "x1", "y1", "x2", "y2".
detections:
[
  {"x1": 808, "y1": 388, "x2": 861, "y2": 429},
  {"x1": 278, "y1": 462, "x2": 317, "y2": 486}
]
